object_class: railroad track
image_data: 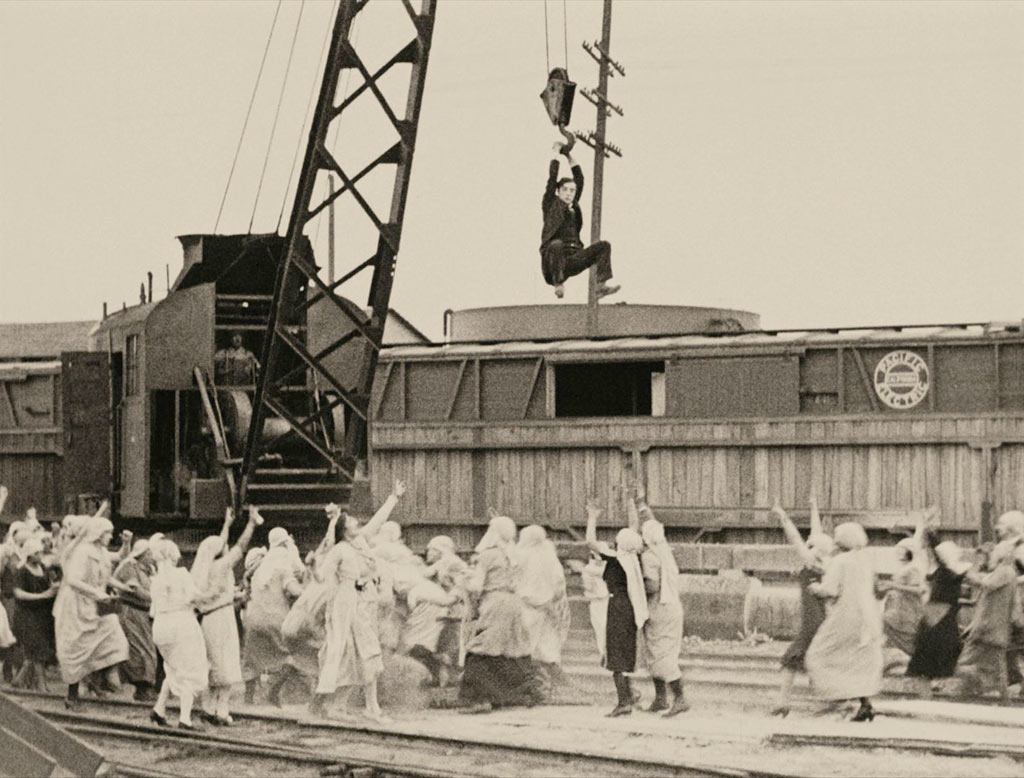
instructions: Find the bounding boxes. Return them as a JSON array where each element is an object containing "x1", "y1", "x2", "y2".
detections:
[{"x1": 19, "y1": 696, "x2": 795, "y2": 778}]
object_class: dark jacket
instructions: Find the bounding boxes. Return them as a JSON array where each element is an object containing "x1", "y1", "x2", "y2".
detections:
[{"x1": 540, "y1": 159, "x2": 584, "y2": 248}]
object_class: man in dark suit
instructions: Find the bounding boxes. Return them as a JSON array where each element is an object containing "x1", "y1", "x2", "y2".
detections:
[{"x1": 540, "y1": 143, "x2": 619, "y2": 299}]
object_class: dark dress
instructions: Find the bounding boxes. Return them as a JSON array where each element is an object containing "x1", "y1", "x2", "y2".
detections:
[
  {"x1": 12, "y1": 565, "x2": 56, "y2": 664},
  {"x1": 600, "y1": 553, "x2": 637, "y2": 673},
  {"x1": 906, "y1": 564, "x2": 964, "y2": 679},
  {"x1": 781, "y1": 565, "x2": 825, "y2": 672}
]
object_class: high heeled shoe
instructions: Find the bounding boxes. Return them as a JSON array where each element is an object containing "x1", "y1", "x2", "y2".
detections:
[
  {"x1": 769, "y1": 706, "x2": 790, "y2": 718},
  {"x1": 851, "y1": 703, "x2": 875, "y2": 722},
  {"x1": 149, "y1": 710, "x2": 170, "y2": 727}
]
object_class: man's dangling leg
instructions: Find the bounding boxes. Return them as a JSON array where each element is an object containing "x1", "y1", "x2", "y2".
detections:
[{"x1": 562, "y1": 241, "x2": 618, "y2": 297}]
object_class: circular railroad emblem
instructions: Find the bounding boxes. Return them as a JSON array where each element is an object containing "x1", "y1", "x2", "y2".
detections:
[{"x1": 873, "y1": 350, "x2": 929, "y2": 409}]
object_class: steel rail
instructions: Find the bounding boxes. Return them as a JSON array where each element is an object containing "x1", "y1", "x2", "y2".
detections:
[{"x1": 21, "y1": 698, "x2": 795, "y2": 778}]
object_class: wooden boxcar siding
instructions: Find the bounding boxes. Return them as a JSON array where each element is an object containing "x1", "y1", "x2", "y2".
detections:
[
  {"x1": 370, "y1": 416, "x2": 1024, "y2": 544},
  {"x1": 0, "y1": 454, "x2": 64, "y2": 518},
  {"x1": 374, "y1": 342, "x2": 1024, "y2": 422}
]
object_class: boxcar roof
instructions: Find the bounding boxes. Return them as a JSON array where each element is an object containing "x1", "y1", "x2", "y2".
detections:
[
  {"x1": 0, "y1": 321, "x2": 95, "y2": 360},
  {"x1": 381, "y1": 320, "x2": 1023, "y2": 361}
]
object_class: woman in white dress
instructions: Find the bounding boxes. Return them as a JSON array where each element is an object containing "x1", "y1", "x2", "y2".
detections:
[
  {"x1": 310, "y1": 480, "x2": 406, "y2": 723},
  {"x1": 516, "y1": 525, "x2": 570, "y2": 699},
  {"x1": 191, "y1": 507, "x2": 260, "y2": 725},
  {"x1": 805, "y1": 522, "x2": 884, "y2": 722},
  {"x1": 150, "y1": 539, "x2": 208, "y2": 730}
]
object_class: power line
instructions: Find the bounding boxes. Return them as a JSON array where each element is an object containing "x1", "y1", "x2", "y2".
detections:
[
  {"x1": 277, "y1": 0, "x2": 338, "y2": 234},
  {"x1": 249, "y1": 0, "x2": 306, "y2": 234},
  {"x1": 213, "y1": 0, "x2": 282, "y2": 234}
]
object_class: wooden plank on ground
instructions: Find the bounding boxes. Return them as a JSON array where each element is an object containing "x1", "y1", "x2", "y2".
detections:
[{"x1": 0, "y1": 692, "x2": 104, "y2": 777}]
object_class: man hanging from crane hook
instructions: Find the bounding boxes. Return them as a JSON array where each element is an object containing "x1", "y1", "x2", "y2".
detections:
[{"x1": 539, "y1": 141, "x2": 619, "y2": 300}]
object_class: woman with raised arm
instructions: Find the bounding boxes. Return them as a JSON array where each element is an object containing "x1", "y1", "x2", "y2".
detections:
[
  {"x1": 149, "y1": 539, "x2": 208, "y2": 730},
  {"x1": 880, "y1": 510, "x2": 930, "y2": 672},
  {"x1": 311, "y1": 480, "x2": 406, "y2": 723},
  {"x1": 636, "y1": 493, "x2": 687, "y2": 718},
  {"x1": 457, "y1": 513, "x2": 542, "y2": 713},
  {"x1": 906, "y1": 525, "x2": 970, "y2": 698},
  {"x1": 769, "y1": 495, "x2": 835, "y2": 716},
  {"x1": 805, "y1": 522, "x2": 883, "y2": 722},
  {"x1": 279, "y1": 508, "x2": 341, "y2": 692},
  {"x1": 241, "y1": 525, "x2": 305, "y2": 708},
  {"x1": 585, "y1": 497, "x2": 649, "y2": 717},
  {"x1": 191, "y1": 507, "x2": 261, "y2": 725}
]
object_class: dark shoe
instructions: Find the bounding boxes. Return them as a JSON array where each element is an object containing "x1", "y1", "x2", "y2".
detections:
[
  {"x1": 662, "y1": 697, "x2": 690, "y2": 718},
  {"x1": 64, "y1": 698, "x2": 83, "y2": 711},
  {"x1": 851, "y1": 703, "x2": 875, "y2": 722},
  {"x1": 554, "y1": 284, "x2": 565, "y2": 299},
  {"x1": 177, "y1": 721, "x2": 198, "y2": 731},
  {"x1": 769, "y1": 706, "x2": 790, "y2": 718},
  {"x1": 606, "y1": 704, "x2": 632, "y2": 718},
  {"x1": 149, "y1": 710, "x2": 170, "y2": 727},
  {"x1": 647, "y1": 679, "x2": 668, "y2": 712},
  {"x1": 196, "y1": 710, "x2": 219, "y2": 726}
]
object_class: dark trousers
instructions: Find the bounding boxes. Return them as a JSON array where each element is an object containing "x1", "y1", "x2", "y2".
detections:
[{"x1": 541, "y1": 240, "x2": 612, "y2": 286}]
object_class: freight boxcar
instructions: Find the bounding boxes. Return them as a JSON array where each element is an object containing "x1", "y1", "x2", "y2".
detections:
[{"x1": 369, "y1": 308, "x2": 1024, "y2": 552}]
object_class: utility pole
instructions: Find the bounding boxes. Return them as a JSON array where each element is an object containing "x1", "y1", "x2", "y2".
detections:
[
  {"x1": 328, "y1": 176, "x2": 336, "y2": 284},
  {"x1": 576, "y1": 0, "x2": 624, "y2": 336}
]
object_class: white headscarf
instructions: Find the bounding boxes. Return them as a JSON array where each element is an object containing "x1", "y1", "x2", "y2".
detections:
[
  {"x1": 517, "y1": 525, "x2": 566, "y2": 605},
  {"x1": 833, "y1": 522, "x2": 868, "y2": 552},
  {"x1": 614, "y1": 528, "x2": 649, "y2": 628},
  {"x1": 934, "y1": 541, "x2": 971, "y2": 576},
  {"x1": 244, "y1": 546, "x2": 267, "y2": 577},
  {"x1": 640, "y1": 518, "x2": 679, "y2": 605},
  {"x1": 475, "y1": 516, "x2": 517, "y2": 555},
  {"x1": 190, "y1": 535, "x2": 226, "y2": 595}
]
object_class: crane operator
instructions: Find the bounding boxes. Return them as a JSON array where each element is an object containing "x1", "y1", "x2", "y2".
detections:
[{"x1": 539, "y1": 142, "x2": 619, "y2": 300}]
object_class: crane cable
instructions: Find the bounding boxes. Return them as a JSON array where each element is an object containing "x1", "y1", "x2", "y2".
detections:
[
  {"x1": 277, "y1": 0, "x2": 339, "y2": 234},
  {"x1": 542, "y1": 0, "x2": 570, "y2": 75},
  {"x1": 214, "y1": 0, "x2": 283, "y2": 234},
  {"x1": 562, "y1": 0, "x2": 569, "y2": 72},
  {"x1": 249, "y1": 0, "x2": 307, "y2": 234}
]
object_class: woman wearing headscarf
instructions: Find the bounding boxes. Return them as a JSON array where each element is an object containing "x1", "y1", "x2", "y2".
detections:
[
  {"x1": 516, "y1": 525, "x2": 571, "y2": 699},
  {"x1": 769, "y1": 495, "x2": 835, "y2": 717},
  {"x1": 457, "y1": 513, "x2": 542, "y2": 713},
  {"x1": 955, "y1": 540, "x2": 1019, "y2": 699},
  {"x1": 881, "y1": 514, "x2": 929, "y2": 671},
  {"x1": 310, "y1": 480, "x2": 406, "y2": 722},
  {"x1": 424, "y1": 535, "x2": 468, "y2": 683},
  {"x1": 149, "y1": 539, "x2": 208, "y2": 730},
  {"x1": 637, "y1": 499, "x2": 687, "y2": 718},
  {"x1": 192, "y1": 507, "x2": 260, "y2": 725},
  {"x1": 584, "y1": 497, "x2": 649, "y2": 717},
  {"x1": 52, "y1": 515, "x2": 130, "y2": 708},
  {"x1": 280, "y1": 510, "x2": 343, "y2": 693},
  {"x1": 906, "y1": 529, "x2": 970, "y2": 697},
  {"x1": 11, "y1": 535, "x2": 58, "y2": 689},
  {"x1": 241, "y1": 524, "x2": 304, "y2": 709},
  {"x1": 805, "y1": 521, "x2": 883, "y2": 722},
  {"x1": 111, "y1": 538, "x2": 158, "y2": 701}
]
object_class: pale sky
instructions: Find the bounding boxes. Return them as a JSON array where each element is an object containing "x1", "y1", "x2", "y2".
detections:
[{"x1": 1, "y1": 0, "x2": 1022, "y2": 339}]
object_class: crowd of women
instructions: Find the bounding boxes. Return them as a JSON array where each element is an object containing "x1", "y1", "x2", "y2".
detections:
[
  {"x1": 1, "y1": 480, "x2": 1022, "y2": 730},
  {"x1": 771, "y1": 496, "x2": 1024, "y2": 721}
]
